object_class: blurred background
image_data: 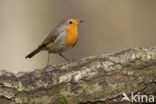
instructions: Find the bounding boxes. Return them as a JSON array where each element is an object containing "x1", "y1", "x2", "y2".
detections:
[{"x1": 0, "y1": 0, "x2": 156, "y2": 72}]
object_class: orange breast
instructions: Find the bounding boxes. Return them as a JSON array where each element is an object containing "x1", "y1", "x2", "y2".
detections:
[{"x1": 65, "y1": 25, "x2": 78, "y2": 47}]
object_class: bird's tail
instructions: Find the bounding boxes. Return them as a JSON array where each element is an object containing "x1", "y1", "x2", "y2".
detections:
[{"x1": 25, "y1": 47, "x2": 42, "y2": 58}]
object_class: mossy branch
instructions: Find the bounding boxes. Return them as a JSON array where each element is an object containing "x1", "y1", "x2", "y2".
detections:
[{"x1": 0, "y1": 47, "x2": 156, "y2": 104}]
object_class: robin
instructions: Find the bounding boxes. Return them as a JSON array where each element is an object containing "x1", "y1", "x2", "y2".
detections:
[{"x1": 25, "y1": 18, "x2": 83, "y2": 67}]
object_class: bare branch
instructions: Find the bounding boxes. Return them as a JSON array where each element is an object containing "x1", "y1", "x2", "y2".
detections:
[{"x1": 0, "y1": 47, "x2": 156, "y2": 104}]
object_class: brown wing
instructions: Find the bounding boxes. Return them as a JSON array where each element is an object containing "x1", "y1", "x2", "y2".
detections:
[
  {"x1": 38, "y1": 30, "x2": 62, "y2": 48},
  {"x1": 39, "y1": 19, "x2": 67, "y2": 48},
  {"x1": 26, "y1": 29, "x2": 62, "y2": 58}
]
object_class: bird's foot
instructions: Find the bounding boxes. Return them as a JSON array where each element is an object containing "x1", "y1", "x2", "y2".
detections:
[
  {"x1": 44, "y1": 65, "x2": 51, "y2": 69},
  {"x1": 70, "y1": 58, "x2": 77, "y2": 62}
]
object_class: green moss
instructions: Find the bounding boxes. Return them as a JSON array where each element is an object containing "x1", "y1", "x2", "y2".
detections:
[{"x1": 55, "y1": 91, "x2": 69, "y2": 104}]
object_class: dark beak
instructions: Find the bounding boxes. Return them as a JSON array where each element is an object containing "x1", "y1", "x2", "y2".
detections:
[{"x1": 79, "y1": 20, "x2": 83, "y2": 23}]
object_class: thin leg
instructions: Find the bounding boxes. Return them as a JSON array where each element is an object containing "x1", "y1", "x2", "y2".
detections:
[
  {"x1": 47, "y1": 52, "x2": 50, "y2": 67},
  {"x1": 59, "y1": 53, "x2": 70, "y2": 62}
]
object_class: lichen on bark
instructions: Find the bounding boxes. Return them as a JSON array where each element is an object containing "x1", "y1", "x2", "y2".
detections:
[{"x1": 0, "y1": 47, "x2": 156, "y2": 104}]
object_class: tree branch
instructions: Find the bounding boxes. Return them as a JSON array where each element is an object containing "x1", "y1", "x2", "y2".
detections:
[{"x1": 0, "y1": 47, "x2": 156, "y2": 104}]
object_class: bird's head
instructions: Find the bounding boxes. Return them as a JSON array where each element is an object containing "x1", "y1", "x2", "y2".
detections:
[
  {"x1": 57, "y1": 19, "x2": 83, "y2": 31},
  {"x1": 64, "y1": 19, "x2": 83, "y2": 31}
]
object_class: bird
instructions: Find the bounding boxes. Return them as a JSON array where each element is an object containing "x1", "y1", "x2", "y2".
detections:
[{"x1": 25, "y1": 18, "x2": 83, "y2": 67}]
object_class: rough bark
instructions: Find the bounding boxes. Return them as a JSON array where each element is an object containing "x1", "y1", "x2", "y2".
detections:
[{"x1": 0, "y1": 47, "x2": 156, "y2": 104}]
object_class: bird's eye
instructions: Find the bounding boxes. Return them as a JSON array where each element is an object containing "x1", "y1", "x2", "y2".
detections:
[{"x1": 69, "y1": 21, "x2": 73, "y2": 24}]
